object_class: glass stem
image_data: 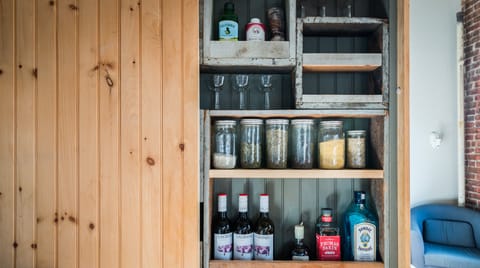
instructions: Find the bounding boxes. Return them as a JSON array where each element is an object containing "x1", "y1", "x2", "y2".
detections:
[
  {"x1": 239, "y1": 90, "x2": 246, "y2": 110},
  {"x1": 214, "y1": 90, "x2": 220, "y2": 110},
  {"x1": 264, "y1": 91, "x2": 270, "y2": 110}
]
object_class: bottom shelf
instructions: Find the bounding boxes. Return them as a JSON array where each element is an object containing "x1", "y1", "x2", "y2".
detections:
[{"x1": 209, "y1": 260, "x2": 383, "y2": 268}]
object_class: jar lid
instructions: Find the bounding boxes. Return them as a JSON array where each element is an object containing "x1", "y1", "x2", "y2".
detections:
[
  {"x1": 347, "y1": 130, "x2": 366, "y2": 135},
  {"x1": 320, "y1": 120, "x2": 343, "y2": 127},
  {"x1": 266, "y1": 119, "x2": 289, "y2": 125},
  {"x1": 291, "y1": 119, "x2": 314, "y2": 125},
  {"x1": 250, "y1": 18, "x2": 261, "y2": 23},
  {"x1": 215, "y1": 120, "x2": 236, "y2": 126},
  {"x1": 240, "y1": 118, "x2": 263, "y2": 125}
]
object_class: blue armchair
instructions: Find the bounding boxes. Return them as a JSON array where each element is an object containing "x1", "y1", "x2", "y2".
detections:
[{"x1": 411, "y1": 204, "x2": 480, "y2": 268}]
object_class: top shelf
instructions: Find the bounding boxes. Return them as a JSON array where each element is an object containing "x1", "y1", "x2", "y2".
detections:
[
  {"x1": 300, "y1": 17, "x2": 388, "y2": 35},
  {"x1": 207, "y1": 109, "x2": 387, "y2": 118}
]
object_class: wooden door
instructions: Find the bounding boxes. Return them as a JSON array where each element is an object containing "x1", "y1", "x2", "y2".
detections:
[{"x1": 0, "y1": 0, "x2": 199, "y2": 267}]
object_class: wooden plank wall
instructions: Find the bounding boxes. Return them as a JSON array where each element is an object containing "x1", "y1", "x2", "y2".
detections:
[{"x1": 0, "y1": 0, "x2": 199, "y2": 267}]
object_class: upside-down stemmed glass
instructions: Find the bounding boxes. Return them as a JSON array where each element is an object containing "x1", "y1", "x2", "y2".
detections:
[
  {"x1": 210, "y1": 74, "x2": 225, "y2": 110},
  {"x1": 259, "y1": 75, "x2": 273, "y2": 110},
  {"x1": 234, "y1": 74, "x2": 249, "y2": 110}
]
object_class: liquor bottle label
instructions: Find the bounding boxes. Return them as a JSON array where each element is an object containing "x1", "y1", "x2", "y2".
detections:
[
  {"x1": 254, "y1": 233, "x2": 273, "y2": 260},
  {"x1": 292, "y1": 255, "x2": 309, "y2": 261},
  {"x1": 246, "y1": 24, "x2": 265, "y2": 41},
  {"x1": 233, "y1": 233, "x2": 254, "y2": 260},
  {"x1": 353, "y1": 222, "x2": 376, "y2": 261},
  {"x1": 316, "y1": 234, "x2": 341, "y2": 261},
  {"x1": 214, "y1": 233, "x2": 233, "y2": 260},
  {"x1": 219, "y1": 20, "x2": 238, "y2": 41}
]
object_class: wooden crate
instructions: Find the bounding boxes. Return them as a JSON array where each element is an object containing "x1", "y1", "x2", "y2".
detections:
[{"x1": 295, "y1": 17, "x2": 389, "y2": 109}]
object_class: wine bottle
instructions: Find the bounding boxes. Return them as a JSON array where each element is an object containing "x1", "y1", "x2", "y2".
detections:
[
  {"x1": 343, "y1": 191, "x2": 379, "y2": 261},
  {"x1": 254, "y1": 194, "x2": 274, "y2": 260},
  {"x1": 233, "y1": 194, "x2": 254, "y2": 260},
  {"x1": 212, "y1": 193, "x2": 233, "y2": 260},
  {"x1": 291, "y1": 222, "x2": 310, "y2": 260}
]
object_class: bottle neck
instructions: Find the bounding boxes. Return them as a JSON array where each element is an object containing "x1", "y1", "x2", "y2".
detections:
[
  {"x1": 354, "y1": 202, "x2": 366, "y2": 209},
  {"x1": 295, "y1": 238, "x2": 304, "y2": 246},
  {"x1": 259, "y1": 212, "x2": 269, "y2": 218},
  {"x1": 238, "y1": 211, "x2": 249, "y2": 218},
  {"x1": 218, "y1": 211, "x2": 228, "y2": 219}
]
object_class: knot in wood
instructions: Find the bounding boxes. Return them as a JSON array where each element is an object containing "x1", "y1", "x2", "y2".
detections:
[{"x1": 146, "y1": 157, "x2": 155, "y2": 166}]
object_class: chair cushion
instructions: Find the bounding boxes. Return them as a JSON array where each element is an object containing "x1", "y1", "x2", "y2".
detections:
[
  {"x1": 423, "y1": 219, "x2": 476, "y2": 248},
  {"x1": 424, "y1": 243, "x2": 480, "y2": 268}
]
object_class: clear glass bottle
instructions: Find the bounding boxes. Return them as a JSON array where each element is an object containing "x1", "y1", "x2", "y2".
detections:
[
  {"x1": 213, "y1": 120, "x2": 237, "y2": 169},
  {"x1": 212, "y1": 193, "x2": 233, "y2": 260},
  {"x1": 291, "y1": 222, "x2": 310, "y2": 260},
  {"x1": 290, "y1": 119, "x2": 315, "y2": 169},
  {"x1": 240, "y1": 119, "x2": 263, "y2": 168},
  {"x1": 266, "y1": 119, "x2": 289, "y2": 168},
  {"x1": 318, "y1": 121, "x2": 345, "y2": 169},
  {"x1": 254, "y1": 194, "x2": 274, "y2": 260},
  {"x1": 316, "y1": 208, "x2": 341, "y2": 261},
  {"x1": 218, "y1": 2, "x2": 238, "y2": 41},
  {"x1": 233, "y1": 194, "x2": 254, "y2": 260},
  {"x1": 346, "y1": 130, "x2": 367, "y2": 168},
  {"x1": 343, "y1": 191, "x2": 379, "y2": 261}
]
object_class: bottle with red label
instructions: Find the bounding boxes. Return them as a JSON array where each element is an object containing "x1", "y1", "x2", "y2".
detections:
[{"x1": 316, "y1": 208, "x2": 341, "y2": 261}]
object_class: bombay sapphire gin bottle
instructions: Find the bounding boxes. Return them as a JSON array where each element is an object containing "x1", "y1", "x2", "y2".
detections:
[{"x1": 343, "y1": 191, "x2": 379, "y2": 261}]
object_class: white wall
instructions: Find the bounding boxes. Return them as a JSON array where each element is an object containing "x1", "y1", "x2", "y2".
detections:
[{"x1": 410, "y1": 0, "x2": 461, "y2": 206}]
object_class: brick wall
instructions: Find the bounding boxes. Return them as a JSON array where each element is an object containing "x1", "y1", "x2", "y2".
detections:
[{"x1": 464, "y1": 0, "x2": 480, "y2": 210}]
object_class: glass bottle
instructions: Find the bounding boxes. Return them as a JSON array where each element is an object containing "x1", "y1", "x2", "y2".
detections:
[
  {"x1": 290, "y1": 119, "x2": 315, "y2": 169},
  {"x1": 346, "y1": 130, "x2": 367, "y2": 168},
  {"x1": 291, "y1": 222, "x2": 310, "y2": 261},
  {"x1": 343, "y1": 191, "x2": 379, "y2": 261},
  {"x1": 218, "y1": 2, "x2": 238, "y2": 41},
  {"x1": 233, "y1": 194, "x2": 254, "y2": 260},
  {"x1": 266, "y1": 119, "x2": 289, "y2": 168},
  {"x1": 240, "y1": 119, "x2": 263, "y2": 168},
  {"x1": 318, "y1": 121, "x2": 345, "y2": 169},
  {"x1": 213, "y1": 120, "x2": 237, "y2": 169},
  {"x1": 316, "y1": 208, "x2": 341, "y2": 261},
  {"x1": 254, "y1": 194, "x2": 274, "y2": 260},
  {"x1": 212, "y1": 193, "x2": 233, "y2": 260}
]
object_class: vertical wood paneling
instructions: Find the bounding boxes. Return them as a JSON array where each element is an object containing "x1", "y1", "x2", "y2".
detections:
[
  {"x1": 36, "y1": 1, "x2": 57, "y2": 267},
  {"x1": 120, "y1": 0, "x2": 141, "y2": 267},
  {"x1": 15, "y1": 0, "x2": 36, "y2": 266},
  {"x1": 98, "y1": 0, "x2": 120, "y2": 267},
  {"x1": 162, "y1": 0, "x2": 185, "y2": 266},
  {"x1": 57, "y1": 1, "x2": 78, "y2": 267},
  {"x1": 0, "y1": 0, "x2": 16, "y2": 266},
  {"x1": 78, "y1": 0, "x2": 99, "y2": 267},
  {"x1": 140, "y1": 0, "x2": 162, "y2": 266}
]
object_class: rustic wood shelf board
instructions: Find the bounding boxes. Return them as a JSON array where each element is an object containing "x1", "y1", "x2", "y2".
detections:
[
  {"x1": 208, "y1": 41, "x2": 290, "y2": 59},
  {"x1": 208, "y1": 110, "x2": 387, "y2": 118},
  {"x1": 210, "y1": 260, "x2": 384, "y2": 268},
  {"x1": 209, "y1": 169, "x2": 384, "y2": 179},
  {"x1": 302, "y1": 53, "x2": 382, "y2": 72},
  {"x1": 300, "y1": 17, "x2": 387, "y2": 35}
]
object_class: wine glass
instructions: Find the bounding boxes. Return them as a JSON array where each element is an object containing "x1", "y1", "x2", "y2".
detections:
[
  {"x1": 234, "y1": 74, "x2": 249, "y2": 110},
  {"x1": 259, "y1": 75, "x2": 273, "y2": 110},
  {"x1": 210, "y1": 74, "x2": 225, "y2": 110}
]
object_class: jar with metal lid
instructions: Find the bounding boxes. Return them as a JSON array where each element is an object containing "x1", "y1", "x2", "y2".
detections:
[
  {"x1": 318, "y1": 121, "x2": 345, "y2": 169},
  {"x1": 213, "y1": 120, "x2": 237, "y2": 169},
  {"x1": 290, "y1": 119, "x2": 315, "y2": 169},
  {"x1": 266, "y1": 119, "x2": 289, "y2": 168},
  {"x1": 346, "y1": 130, "x2": 366, "y2": 168},
  {"x1": 240, "y1": 119, "x2": 263, "y2": 168}
]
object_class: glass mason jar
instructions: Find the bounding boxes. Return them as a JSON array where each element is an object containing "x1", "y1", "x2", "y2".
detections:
[
  {"x1": 318, "y1": 121, "x2": 345, "y2": 169},
  {"x1": 240, "y1": 119, "x2": 263, "y2": 168},
  {"x1": 290, "y1": 119, "x2": 315, "y2": 169},
  {"x1": 266, "y1": 119, "x2": 289, "y2": 168},
  {"x1": 346, "y1": 130, "x2": 367, "y2": 168},
  {"x1": 213, "y1": 120, "x2": 237, "y2": 169}
]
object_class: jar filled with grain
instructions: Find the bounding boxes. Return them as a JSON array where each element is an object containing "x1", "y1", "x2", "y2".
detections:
[
  {"x1": 290, "y1": 119, "x2": 315, "y2": 169},
  {"x1": 240, "y1": 119, "x2": 263, "y2": 168},
  {"x1": 266, "y1": 119, "x2": 289, "y2": 168},
  {"x1": 318, "y1": 121, "x2": 345, "y2": 169},
  {"x1": 213, "y1": 120, "x2": 237, "y2": 169},
  {"x1": 346, "y1": 130, "x2": 366, "y2": 168}
]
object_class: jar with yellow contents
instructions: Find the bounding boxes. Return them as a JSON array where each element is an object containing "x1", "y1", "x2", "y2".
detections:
[{"x1": 318, "y1": 121, "x2": 345, "y2": 169}]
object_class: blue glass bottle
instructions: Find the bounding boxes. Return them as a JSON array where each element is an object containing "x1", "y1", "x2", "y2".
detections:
[{"x1": 342, "y1": 191, "x2": 379, "y2": 261}]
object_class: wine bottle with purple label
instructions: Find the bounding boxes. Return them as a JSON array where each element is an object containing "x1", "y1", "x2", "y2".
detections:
[
  {"x1": 254, "y1": 194, "x2": 274, "y2": 260},
  {"x1": 212, "y1": 193, "x2": 233, "y2": 260}
]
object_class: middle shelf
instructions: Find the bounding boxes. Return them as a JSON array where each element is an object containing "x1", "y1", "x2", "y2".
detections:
[{"x1": 210, "y1": 169, "x2": 384, "y2": 179}]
